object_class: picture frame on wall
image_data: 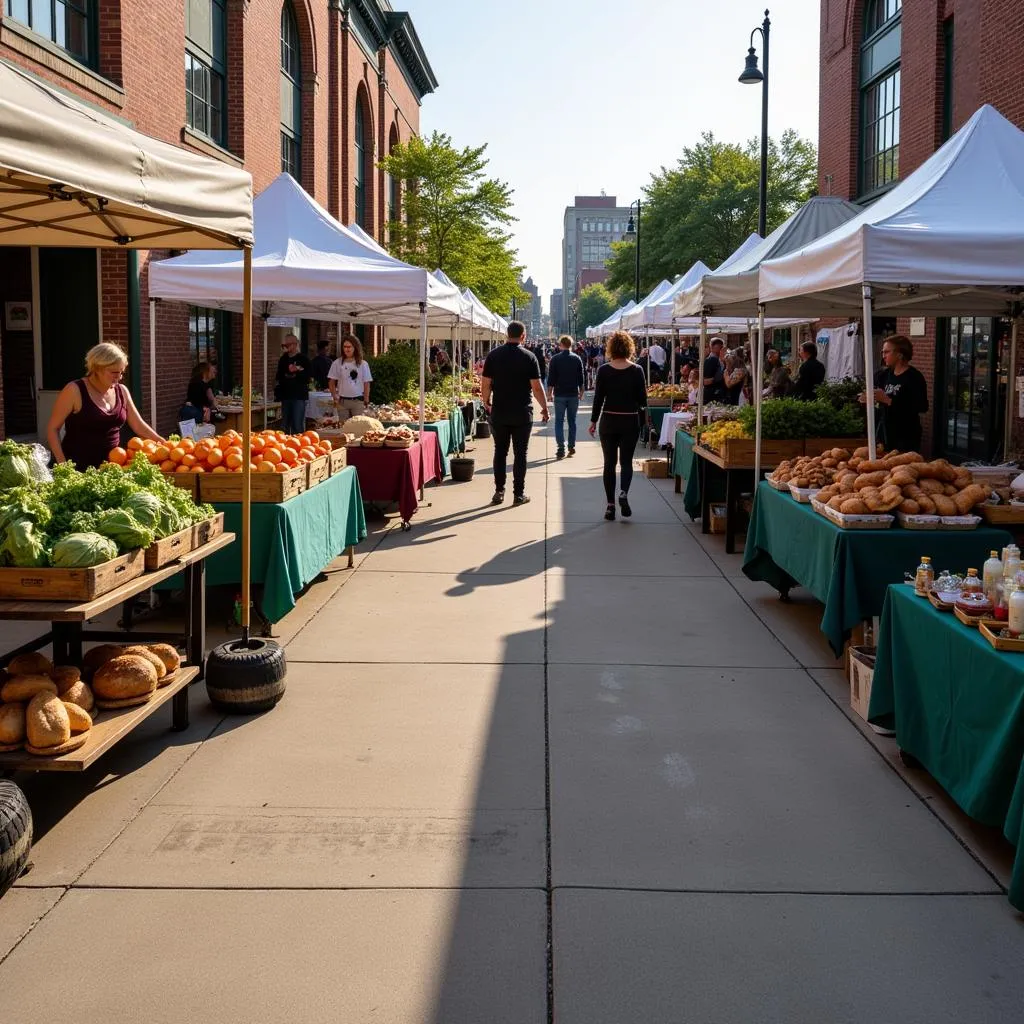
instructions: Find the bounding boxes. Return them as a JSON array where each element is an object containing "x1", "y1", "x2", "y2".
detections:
[{"x1": 4, "y1": 301, "x2": 31, "y2": 332}]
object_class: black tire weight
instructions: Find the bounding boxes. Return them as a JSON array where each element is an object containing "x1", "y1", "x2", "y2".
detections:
[
  {"x1": 0, "y1": 780, "x2": 32, "y2": 898},
  {"x1": 205, "y1": 638, "x2": 287, "y2": 714}
]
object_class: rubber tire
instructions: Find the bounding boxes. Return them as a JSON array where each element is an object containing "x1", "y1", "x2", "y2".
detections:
[
  {"x1": 205, "y1": 638, "x2": 287, "y2": 714},
  {"x1": 0, "y1": 780, "x2": 32, "y2": 898}
]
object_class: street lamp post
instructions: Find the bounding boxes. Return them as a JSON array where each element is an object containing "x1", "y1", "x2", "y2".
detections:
[
  {"x1": 624, "y1": 199, "x2": 642, "y2": 303},
  {"x1": 739, "y1": 9, "x2": 770, "y2": 238}
]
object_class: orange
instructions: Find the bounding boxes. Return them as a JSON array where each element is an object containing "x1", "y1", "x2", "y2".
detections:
[
  {"x1": 175, "y1": 465, "x2": 191, "y2": 474},
  {"x1": 179, "y1": 438, "x2": 195, "y2": 454},
  {"x1": 279, "y1": 449, "x2": 298, "y2": 466},
  {"x1": 250, "y1": 436, "x2": 266, "y2": 453},
  {"x1": 211, "y1": 465, "x2": 228, "y2": 473},
  {"x1": 126, "y1": 437, "x2": 146, "y2": 452},
  {"x1": 275, "y1": 461, "x2": 289, "y2": 473},
  {"x1": 181, "y1": 454, "x2": 197, "y2": 468},
  {"x1": 108, "y1": 447, "x2": 128, "y2": 465},
  {"x1": 206, "y1": 447, "x2": 224, "y2": 467},
  {"x1": 261, "y1": 446, "x2": 282, "y2": 465},
  {"x1": 300, "y1": 446, "x2": 317, "y2": 461},
  {"x1": 152, "y1": 444, "x2": 170, "y2": 462},
  {"x1": 225, "y1": 451, "x2": 243, "y2": 470},
  {"x1": 320, "y1": 439, "x2": 333, "y2": 452},
  {"x1": 257, "y1": 460, "x2": 276, "y2": 473},
  {"x1": 194, "y1": 441, "x2": 213, "y2": 460},
  {"x1": 303, "y1": 430, "x2": 320, "y2": 444},
  {"x1": 168, "y1": 447, "x2": 186, "y2": 463},
  {"x1": 192, "y1": 465, "x2": 205, "y2": 473},
  {"x1": 159, "y1": 459, "x2": 176, "y2": 473}
]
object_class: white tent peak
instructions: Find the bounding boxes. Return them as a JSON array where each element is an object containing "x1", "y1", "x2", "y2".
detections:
[{"x1": 714, "y1": 233, "x2": 763, "y2": 274}]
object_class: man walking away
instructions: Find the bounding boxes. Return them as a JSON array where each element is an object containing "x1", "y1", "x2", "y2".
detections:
[
  {"x1": 276, "y1": 334, "x2": 311, "y2": 434},
  {"x1": 547, "y1": 334, "x2": 585, "y2": 458},
  {"x1": 482, "y1": 321, "x2": 549, "y2": 506}
]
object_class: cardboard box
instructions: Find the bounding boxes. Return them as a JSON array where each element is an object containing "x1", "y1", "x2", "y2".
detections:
[
  {"x1": 848, "y1": 645, "x2": 877, "y2": 721},
  {"x1": 642, "y1": 459, "x2": 669, "y2": 479}
]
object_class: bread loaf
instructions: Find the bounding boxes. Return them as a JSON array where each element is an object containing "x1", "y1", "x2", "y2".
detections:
[
  {"x1": 92, "y1": 655, "x2": 158, "y2": 700},
  {"x1": 121, "y1": 645, "x2": 167, "y2": 679},
  {"x1": 63, "y1": 701, "x2": 92, "y2": 734},
  {"x1": 7, "y1": 652, "x2": 54, "y2": 676},
  {"x1": 51, "y1": 665, "x2": 82, "y2": 695},
  {"x1": 145, "y1": 644, "x2": 181, "y2": 676},
  {"x1": 82, "y1": 644, "x2": 123, "y2": 677},
  {"x1": 0, "y1": 702, "x2": 26, "y2": 745},
  {"x1": 1, "y1": 674, "x2": 57, "y2": 703},
  {"x1": 61, "y1": 680, "x2": 94, "y2": 713},
  {"x1": 26, "y1": 691, "x2": 71, "y2": 748}
]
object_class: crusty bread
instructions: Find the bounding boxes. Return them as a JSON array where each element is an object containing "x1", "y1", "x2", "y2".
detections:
[
  {"x1": 63, "y1": 701, "x2": 92, "y2": 734},
  {"x1": 0, "y1": 702, "x2": 26, "y2": 745},
  {"x1": 82, "y1": 644, "x2": 123, "y2": 677},
  {"x1": 1, "y1": 674, "x2": 58, "y2": 703},
  {"x1": 51, "y1": 665, "x2": 82, "y2": 694},
  {"x1": 145, "y1": 643, "x2": 181, "y2": 676},
  {"x1": 92, "y1": 655, "x2": 158, "y2": 700},
  {"x1": 121, "y1": 645, "x2": 167, "y2": 679},
  {"x1": 61, "y1": 679, "x2": 94, "y2": 713},
  {"x1": 6, "y1": 652, "x2": 54, "y2": 676},
  {"x1": 26, "y1": 691, "x2": 71, "y2": 749}
]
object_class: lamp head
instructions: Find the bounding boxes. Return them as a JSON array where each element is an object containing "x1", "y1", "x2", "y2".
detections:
[
  {"x1": 739, "y1": 47, "x2": 763, "y2": 84},
  {"x1": 625, "y1": 215, "x2": 636, "y2": 236}
]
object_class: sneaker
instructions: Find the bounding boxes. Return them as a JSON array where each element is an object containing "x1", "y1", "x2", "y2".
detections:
[
  {"x1": 618, "y1": 492, "x2": 632, "y2": 518},
  {"x1": 491, "y1": 489, "x2": 505, "y2": 506},
  {"x1": 556, "y1": 448, "x2": 565, "y2": 460},
  {"x1": 567, "y1": 447, "x2": 575, "y2": 456},
  {"x1": 604, "y1": 504, "x2": 616, "y2": 521},
  {"x1": 513, "y1": 494, "x2": 531, "y2": 506}
]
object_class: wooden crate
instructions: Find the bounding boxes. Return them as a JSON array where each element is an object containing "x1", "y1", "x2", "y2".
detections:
[
  {"x1": 144, "y1": 526, "x2": 194, "y2": 570},
  {"x1": 848, "y1": 645, "x2": 876, "y2": 721},
  {"x1": 803, "y1": 437, "x2": 868, "y2": 457},
  {"x1": 307, "y1": 454, "x2": 330, "y2": 488},
  {"x1": 716, "y1": 437, "x2": 803, "y2": 466},
  {"x1": 0, "y1": 549, "x2": 145, "y2": 601},
  {"x1": 327, "y1": 447, "x2": 347, "y2": 475},
  {"x1": 192, "y1": 511, "x2": 226, "y2": 548},
  {"x1": 978, "y1": 503, "x2": 1024, "y2": 525},
  {"x1": 197, "y1": 466, "x2": 306, "y2": 504},
  {"x1": 163, "y1": 471, "x2": 198, "y2": 499}
]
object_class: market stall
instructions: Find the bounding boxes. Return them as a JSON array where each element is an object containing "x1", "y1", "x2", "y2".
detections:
[
  {"x1": 869, "y1": 584, "x2": 1024, "y2": 911},
  {"x1": 743, "y1": 481, "x2": 1012, "y2": 656},
  {"x1": 345, "y1": 432, "x2": 443, "y2": 530}
]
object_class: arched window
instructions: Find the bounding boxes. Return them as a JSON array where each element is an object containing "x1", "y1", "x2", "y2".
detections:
[
  {"x1": 354, "y1": 90, "x2": 372, "y2": 229},
  {"x1": 387, "y1": 123, "x2": 400, "y2": 229},
  {"x1": 280, "y1": 2, "x2": 302, "y2": 177},
  {"x1": 860, "y1": 0, "x2": 901, "y2": 196}
]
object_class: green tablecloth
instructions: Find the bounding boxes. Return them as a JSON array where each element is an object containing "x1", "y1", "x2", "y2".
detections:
[
  {"x1": 648, "y1": 406, "x2": 668, "y2": 441},
  {"x1": 871, "y1": 584, "x2": 1024, "y2": 910},
  {"x1": 684, "y1": 445, "x2": 727, "y2": 520},
  {"x1": 671, "y1": 429, "x2": 696, "y2": 480},
  {"x1": 162, "y1": 467, "x2": 367, "y2": 624},
  {"x1": 742, "y1": 481, "x2": 1013, "y2": 657},
  {"x1": 449, "y1": 407, "x2": 467, "y2": 454},
  {"x1": 422, "y1": 420, "x2": 452, "y2": 477}
]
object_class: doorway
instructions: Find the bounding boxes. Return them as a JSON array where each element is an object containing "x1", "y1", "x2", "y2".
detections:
[{"x1": 0, "y1": 247, "x2": 36, "y2": 436}]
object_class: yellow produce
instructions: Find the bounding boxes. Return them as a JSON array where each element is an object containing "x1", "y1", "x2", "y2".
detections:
[{"x1": 699, "y1": 421, "x2": 750, "y2": 449}]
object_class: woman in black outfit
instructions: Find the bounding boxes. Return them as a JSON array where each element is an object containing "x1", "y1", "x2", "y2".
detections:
[
  {"x1": 181, "y1": 362, "x2": 225, "y2": 424},
  {"x1": 589, "y1": 330, "x2": 648, "y2": 520}
]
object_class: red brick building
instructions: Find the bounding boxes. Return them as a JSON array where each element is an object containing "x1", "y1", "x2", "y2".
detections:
[
  {"x1": 0, "y1": 0, "x2": 436, "y2": 437},
  {"x1": 819, "y1": 0, "x2": 1024, "y2": 459}
]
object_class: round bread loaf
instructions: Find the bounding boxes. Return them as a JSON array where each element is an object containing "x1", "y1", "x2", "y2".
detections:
[
  {"x1": 62, "y1": 702, "x2": 92, "y2": 734},
  {"x1": 145, "y1": 643, "x2": 181, "y2": 676},
  {"x1": 0, "y1": 702, "x2": 26, "y2": 745},
  {"x1": 51, "y1": 665, "x2": 82, "y2": 695},
  {"x1": 61, "y1": 680, "x2": 94, "y2": 713},
  {"x1": 1, "y1": 674, "x2": 58, "y2": 703},
  {"x1": 82, "y1": 644, "x2": 123, "y2": 677},
  {"x1": 26, "y1": 692, "x2": 71, "y2": 749},
  {"x1": 121, "y1": 645, "x2": 167, "y2": 679},
  {"x1": 6, "y1": 652, "x2": 54, "y2": 677},
  {"x1": 92, "y1": 655, "x2": 158, "y2": 700}
]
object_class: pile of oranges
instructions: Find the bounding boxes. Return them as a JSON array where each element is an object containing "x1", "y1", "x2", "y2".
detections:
[{"x1": 108, "y1": 429, "x2": 333, "y2": 475}]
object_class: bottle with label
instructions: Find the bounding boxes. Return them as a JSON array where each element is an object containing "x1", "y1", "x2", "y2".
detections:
[
  {"x1": 984, "y1": 550, "x2": 1003, "y2": 605},
  {"x1": 1009, "y1": 581, "x2": 1024, "y2": 638},
  {"x1": 914, "y1": 556, "x2": 934, "y2": 597}
]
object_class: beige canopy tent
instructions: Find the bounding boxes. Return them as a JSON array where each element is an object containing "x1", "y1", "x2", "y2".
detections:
[{"x1": 0, "y1": 61, "x2": 259, "y2": 638}]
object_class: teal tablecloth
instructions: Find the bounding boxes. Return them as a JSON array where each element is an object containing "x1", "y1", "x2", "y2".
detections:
[
  {"x1": 684, "y1": 445, "x2": 728, "y2": 521},
  {"x1": 671, "y1": 429, "x2": 696, "y2": 480},
  {"x1": 742, "y1": 481, "x2": 1012, "y2": 657},
  {"x1": 871, "y1": 584, "x2": 1024, "y2": 910},
  {"x1": 449, "y1": 407, "x2": 467, "y2": 454},
  {"x1": 422, "y1": 420, "x2": 452, "y2": 477},
  {"x1": 162, "y1": 467, "x2": 367, "y2": 624},
  {"x1": 648, "y1": 406, "x2": 668, "y2": 442}
]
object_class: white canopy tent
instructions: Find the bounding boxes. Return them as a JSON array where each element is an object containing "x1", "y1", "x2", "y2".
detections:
[
  {"x1": 590, "y1": 299, "x2": 637, "y2": 339},
  {"x1": 759, "y1": 104, "x2": 1024, "y2": 456},
  {"x1": 0, "y1": 61, "x2": 266, "y2": 643},
  {"x1": 150, "y1": 173, "x2": 463, "y2": 438}
]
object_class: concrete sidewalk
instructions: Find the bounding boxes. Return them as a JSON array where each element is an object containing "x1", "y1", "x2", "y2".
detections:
[{"x1": 2, "y1": 404, "x2": 1024, "y2": 1022}]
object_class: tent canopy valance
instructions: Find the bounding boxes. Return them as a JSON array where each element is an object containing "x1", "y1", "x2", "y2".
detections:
[
  {"x1": 0, "y1": 61, "x2": 252, "y2": 249},
  {"x1": 624, "y1": 264, "x2": 711, "y2": 330}
]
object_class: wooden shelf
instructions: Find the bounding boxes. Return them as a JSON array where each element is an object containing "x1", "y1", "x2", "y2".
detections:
[{"x1": 0, "y1": 666, "x2": 198, "y2": 772}]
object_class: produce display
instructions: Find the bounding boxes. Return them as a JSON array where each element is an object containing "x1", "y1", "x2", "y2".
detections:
[
  {"x1": 109, "y1": 430, "x2": 332, "y2": 476},
  {"x1": 384, "y1": 426, "x2": 417, "y2": 448},
  {"x1": 647, "y1": 384, "x2": 688, "y2": 401},
  {"x1": 0, "y1": 450, "x2": 214, "y2": 569},
  {"x1": 770, "y1": 449, "x2": 853, "y2": 490},
  {"x1": 812, "y1": 449, "x2": 988, "y2": 518},
  {"x1": 698, "y1": 421, "x2": 748, "y2": 449},
  {"x1": 737, "y1": 398, "x2": 864, "y2": 439},
  {"x1": 342, "y1": 416, "x2": 385, "y2": 439}
]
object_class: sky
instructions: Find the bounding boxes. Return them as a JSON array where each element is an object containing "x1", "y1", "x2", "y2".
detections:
[{"x1": 399, "y1": 0, "x2": 821, "y2": 313}]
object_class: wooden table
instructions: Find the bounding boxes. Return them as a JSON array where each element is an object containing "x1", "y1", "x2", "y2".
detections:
[
  {"x1": 697, "y1": 446, "x2": 758, "y2": 555},
  {"x1": 0, "y1": 532, "x2": 234, "y2": 771},
  {"x1": 216, "y1": 403, "x2": 281, "y2": 434}
]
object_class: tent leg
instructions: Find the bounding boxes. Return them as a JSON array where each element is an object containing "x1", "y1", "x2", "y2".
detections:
[
  {"x1": 263, "y1": 318, "x2": 269, "y2": 432},
  {"x1": 149, "y1": 298, "x2": 158, "y2": 429},
  {"x1": 241, "y1": 248, "x2": 253, "y2": 641},
  {"x1": 1006, "y1": 318, "x2": 1019, "y2": 460},
  {"x1": 697, "y1": 316, "x2": 707, "y2": 429},
  {"x1": 419, "y1": 303, "x2": 427, "y2": 502},
  {"x1": 754, "y1": 307, "x2": 765, "y2": 484},
  {"x1": 862, "y1": 284, "x2": 877, "y2": 455}
]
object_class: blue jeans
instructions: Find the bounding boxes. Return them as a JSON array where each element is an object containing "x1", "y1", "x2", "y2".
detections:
[
  {"x1": 281, "y1": 398, "x2": 307, "y2": 435},
  {"x1": 554, "y1": 396, "x2": 579, "y2": 450}
]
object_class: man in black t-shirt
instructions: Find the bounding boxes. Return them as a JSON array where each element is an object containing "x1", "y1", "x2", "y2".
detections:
[
  {"x1": 702, "y1": 338, "x2": 726, "y2": 404},
  {"x1": 482, "y1": 321, "x2": 549, "y2": 505},
  {"x1": 310, "y1": 341, "x2": 333, "y2": 390}
]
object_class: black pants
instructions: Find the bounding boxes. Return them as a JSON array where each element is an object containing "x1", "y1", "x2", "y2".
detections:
[
  {"x1": 599, "y1": 415, "x2": 640, "y2": 503},
  {"x1": 492, "y1": 422, "x2": 532, "y2": 495}
]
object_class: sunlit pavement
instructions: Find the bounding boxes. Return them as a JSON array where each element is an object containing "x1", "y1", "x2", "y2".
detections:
[{"x1": 3, "y1": 401, "x2": 1024, "y2": 1022}]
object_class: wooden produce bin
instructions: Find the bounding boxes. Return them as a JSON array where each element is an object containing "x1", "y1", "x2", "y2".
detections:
[
  {"x1": 327, "y1": 447, "x2": 347, "y2": 475},
  {"x1": 705, "y1": 437, "x2": 803, "y2": 467},
  {"x1": 192, "y1": 511, "x2": 226, "y2": 547},
  {"x1": 0, "y1": 549, "x2": 145, "y2": 602},
  {"x1": 306, "y1": 454, "x2": 330, "y2": 488},
  {"x1": 144, "y1": 526, "x2": 194, "y2": 570},
  {"x1": 197, "y1": 465, "x2": 306, "y2": 503},
  {"x1": 163, "y1": 471, "x2": 199, "y2": 498}
]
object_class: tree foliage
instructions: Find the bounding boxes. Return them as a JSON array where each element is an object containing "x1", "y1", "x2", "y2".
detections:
[
  {"x1": 575, "y1": 283, "x2": 618, "y2": 334},
  {"x1": 380, "y1": 131, "x2": 528, "y2": 313},
  {"x1": 605, "y1": 130, "x2": 817, "y2": 295}
]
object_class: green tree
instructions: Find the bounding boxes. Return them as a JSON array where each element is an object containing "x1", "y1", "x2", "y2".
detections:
[
  {"x1": 379, "y1": 131, "x2": 527, "y2": 313},
  {"x1": 575, "y1": 283, "x2": 618, "y2": 334},
  {"x1": 605, "y1": 130, "x2": 817, "y2": 294}
]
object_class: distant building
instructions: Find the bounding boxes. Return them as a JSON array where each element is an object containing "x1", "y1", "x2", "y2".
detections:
[
  {"x1": 550, "y1": 289, "x2": 564, "y2": 334},
  {"x1": 519, "y1": 276, "x2": 542, "y2": 336},
  {"x1": 561, "y1": 195, "x2": 632, "y2": 308}
]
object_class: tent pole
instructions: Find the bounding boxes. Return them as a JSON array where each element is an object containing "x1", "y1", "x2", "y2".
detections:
[
  {"x1": 644, "y1": 325, "x2": 650, "y2": 387},
  {"x1": 755, "y1": 307, "x2": 765, "y2": 485},
  {"x1": 149, "y1": 298, "x2": 157, "y2": 429},
  {"x1": 263, "y1": 318, "x2": 269, "y2": 431},
  {"x1": 241, "y1": 247, "x2": 253, "y2": 642},
  {"x1": 697, "y1": 315, "x2": 707, "y2": 428},
  {"x1": 419, "y1": 302, "x2": 427, "y2": 501},
  {"x1": 1006, "y1": 317, "x2": 1020, "y2": 460},
  {"x1": 671, "y1": 323, "x2": 677, "y2": 388},
  {"x1": 862, "y1": 284, "x2": 877, "y2": 455}
]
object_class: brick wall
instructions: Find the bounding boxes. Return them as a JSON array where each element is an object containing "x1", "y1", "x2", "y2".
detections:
[{"x1": 0, "y1": 0, "x2": 426, "y2": 437}]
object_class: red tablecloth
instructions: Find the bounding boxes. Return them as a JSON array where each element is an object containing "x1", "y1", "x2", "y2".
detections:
[{"x1": 345, "y1": 432, "x2": 442, "y2": 523}]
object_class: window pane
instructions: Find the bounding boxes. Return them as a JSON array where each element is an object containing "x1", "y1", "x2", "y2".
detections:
[{"x1": 9, "y1": 1, "x2": 30, "y2": 24}]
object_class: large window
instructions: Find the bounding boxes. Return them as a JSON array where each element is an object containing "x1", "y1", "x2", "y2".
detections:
[
  {"x1": 859, "y1": 0, "x2": 901, "y2": 197},
  {"x1": 5, "y1": 0, "x2": 94, "y2": 66},
  {"x1": 189, "y1": 307, "x2": 232, "y2": 393},
  {"x1": 185, "y1": 0, "x2": 227, "y2": 146},
  {"x1": 280, "y1": 2, "x2": 301, "y2": 177},
  {"x1": 354, "y1": 94, "x2": 367, "y2": 228}
]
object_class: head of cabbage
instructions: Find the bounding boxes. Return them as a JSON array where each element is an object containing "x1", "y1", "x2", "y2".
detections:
[
  {"x1": 123, "y1": 491, "x2": 163, "y2": 531},
  {"x1": 93, "y1": 509, "x2": 154, "y2": 552},
  {"x1": 51, "y1": 532, "x2": 119, "y2": 568},
  {"x1": 1, "y1": 518, "x2": 49, "y2": 567},
  {"x1": 0, "y1": 453, "x2": 33, "y2": 490}
]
